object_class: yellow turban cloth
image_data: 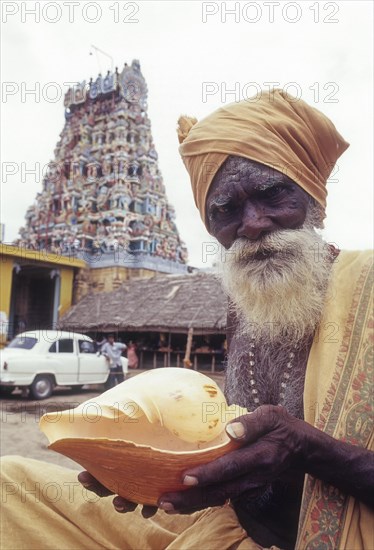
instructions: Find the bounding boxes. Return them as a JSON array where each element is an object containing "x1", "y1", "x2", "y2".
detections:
[{"x1": 178, "y1": 89, "x2": 349, "y2": 228}]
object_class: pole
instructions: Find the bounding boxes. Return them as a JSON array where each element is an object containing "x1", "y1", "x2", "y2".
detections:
[{"x1": 183, "y1": 327, "x2": 194, "y2": 368}]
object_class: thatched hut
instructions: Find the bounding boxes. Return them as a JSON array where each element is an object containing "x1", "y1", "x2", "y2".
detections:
[{"x1": 60, "y1": 271, "x2": 228, "y2": 372}]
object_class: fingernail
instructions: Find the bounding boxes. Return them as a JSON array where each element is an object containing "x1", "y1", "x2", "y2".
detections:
[
  {"x1": 226, "y1": 422, "x2": 245, "y2": 439},
  {"x1": 114, "y1": 504, "x2": 125, "y2": 512},
  {"x1": 159, "y1": 501, "x2": 174, "y2": 512},
  {"x1": 183, "y1": 475, "x2": 198, "y2": 486}
]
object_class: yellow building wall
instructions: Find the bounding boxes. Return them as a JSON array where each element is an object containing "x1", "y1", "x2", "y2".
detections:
[
  {"x1": 0, "y1": 245, "x2": 86, "y2": 346},
  {"x1": 0, "y1": 257, "x2": 14, "y2": 344},
  {"x1": 59, "y1": 267, "x2": 75, "y2": 317}
]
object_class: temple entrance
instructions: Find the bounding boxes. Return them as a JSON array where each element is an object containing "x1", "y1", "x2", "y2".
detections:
[{"x1": 8, "y1": 266, "x2": 59, "y2": 338}]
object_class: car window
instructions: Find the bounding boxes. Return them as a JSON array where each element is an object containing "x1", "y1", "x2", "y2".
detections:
[
  {"x1": 7, "y1": 336, "x2": 38, "y2": 350},
  {"x1": 79, "y1": 340, "x2": 95, "y2": 354},
  {"x1": 49, "y1": 342, "x2": 57, "y2": 353},
  {"x1": 58, "y1": 339, "x2": 74, "y2": 353}
]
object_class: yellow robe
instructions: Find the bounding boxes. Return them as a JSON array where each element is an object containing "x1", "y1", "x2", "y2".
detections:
[
  {"x1": 1, "y1": 251, "x2": 372, "y2": 550},
  {"x1": 297, "y1": 250, "x2": 373, "y2": 549}
]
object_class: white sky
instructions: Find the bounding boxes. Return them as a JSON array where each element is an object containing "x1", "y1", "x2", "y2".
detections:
[{"x1": 1, "y1": 0, "x2": 373, "y2": 267}]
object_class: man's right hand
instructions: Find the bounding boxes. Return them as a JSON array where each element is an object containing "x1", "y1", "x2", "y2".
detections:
[{"x1": 77, "y1": 471, "x2": 158, "y2": 518}]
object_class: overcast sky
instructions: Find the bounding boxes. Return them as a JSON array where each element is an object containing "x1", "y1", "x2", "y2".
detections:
[{"x1": 1, "y1": 0, "x2": 373, "y2": 266}]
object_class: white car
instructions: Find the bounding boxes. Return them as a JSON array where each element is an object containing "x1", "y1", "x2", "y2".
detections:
[{"x1": 0, "y1": 330, "x2": 128, "y2": 400}]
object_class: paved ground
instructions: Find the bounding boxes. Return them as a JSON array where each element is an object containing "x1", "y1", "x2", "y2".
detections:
[
  {"x1": 0, "y1": 371, "x2": 224, "y2": 471},
  {"x1": 1, "y1": 387, "x2": 101, "y2": 469}
]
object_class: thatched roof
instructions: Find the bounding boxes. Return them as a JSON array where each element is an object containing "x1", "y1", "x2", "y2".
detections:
[{"x1": 60, "y1": 271, "x2": 227, "y2": 334}]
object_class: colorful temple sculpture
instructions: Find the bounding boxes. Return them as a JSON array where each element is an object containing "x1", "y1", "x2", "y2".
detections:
[{"x1": 16, "y1": 60, "x2": 189, "y2": 296}]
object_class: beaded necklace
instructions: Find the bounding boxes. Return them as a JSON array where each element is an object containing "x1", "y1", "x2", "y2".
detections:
[{"x1": 248, "y1": 337, "x2": 296, "y2": 406}]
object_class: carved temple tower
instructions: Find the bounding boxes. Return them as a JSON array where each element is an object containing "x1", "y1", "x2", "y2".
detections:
[{"x1": 17, "y1": 60, "x2": 189, "y2": 301}]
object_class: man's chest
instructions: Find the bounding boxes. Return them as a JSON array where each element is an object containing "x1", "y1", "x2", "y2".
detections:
[{"x1": 225, "y1": 333, "x2": 313, "y2": 419}]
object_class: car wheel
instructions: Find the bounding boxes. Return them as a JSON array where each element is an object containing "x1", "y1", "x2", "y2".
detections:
[
  {"x1": 30, "y1": 375, "x2": 54, "y2": 400},
  {"x1": 70, "y1": 385, "x2": 84, "y2": 392}
]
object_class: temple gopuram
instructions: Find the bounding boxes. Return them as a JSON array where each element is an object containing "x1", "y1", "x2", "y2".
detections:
[{"x1": 16, "y1": 60, "x2": 189, "y2": 299}]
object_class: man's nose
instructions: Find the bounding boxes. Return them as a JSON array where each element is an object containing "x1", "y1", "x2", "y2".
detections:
[{"x1": 236, "y1": 202, "x2": 276, "y2": 241}]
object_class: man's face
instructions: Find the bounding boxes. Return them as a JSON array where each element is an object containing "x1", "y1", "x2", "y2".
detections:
[
  {"x1": 108, "y1": 336, "x2": 115, "y2": 345},
  {"x1": 205, "y1": 157, "x2": 310, "y2": 249},
  {"x1": 212, "y1": 157, "x2": 331, "y2": 345}
]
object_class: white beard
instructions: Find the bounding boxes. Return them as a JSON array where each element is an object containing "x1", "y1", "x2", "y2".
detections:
[{"x1": 218, "y1": 226, "x2": 332, "y2": 345}]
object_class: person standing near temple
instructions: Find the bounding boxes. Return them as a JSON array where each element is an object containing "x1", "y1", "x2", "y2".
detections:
[{"x1": 101, "y1": 334, "x2": 127, "y2": 389}]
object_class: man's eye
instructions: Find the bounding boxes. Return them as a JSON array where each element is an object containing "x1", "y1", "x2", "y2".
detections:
[
  {"x1": 208, "y1": 202, "x2": 236, "y2": 221},
  {"x1": 263, "y1": 185, "x2": 285, "y2": 199},
  {"x1": 216, "y1": 204, "x2": 232, "y2": 214}
]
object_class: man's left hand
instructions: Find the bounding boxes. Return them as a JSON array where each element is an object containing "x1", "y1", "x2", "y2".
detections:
[
  {"x1": 158, "y1": 404, "x2": 374, "y2": 513},
  {"x1": 158, "y1": 405, "x2": 305, "y2": 513}
]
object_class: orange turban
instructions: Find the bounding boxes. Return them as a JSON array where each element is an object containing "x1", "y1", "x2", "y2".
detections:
[{"x1": 178, "y1": 89, "x2": 349, "y2": 228}]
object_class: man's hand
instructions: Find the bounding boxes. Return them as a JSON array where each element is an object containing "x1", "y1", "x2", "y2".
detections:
[
  {"x1": 158, "y1": 404, "x2": 374, "y2": 513},
  {"x1": 158, "y1": 405, "x2": 305, "y2": 513},
  {"x1": 77, "y1": 471, "x2": 158, "y2": 517}
]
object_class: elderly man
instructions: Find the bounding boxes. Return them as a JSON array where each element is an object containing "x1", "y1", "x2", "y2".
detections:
[
  {"x1": 172, "y1": 90, "x2": 374, "y2": 548},
  {"x1": 1, "y1": 91, "x2": 373, "y2": 550}
]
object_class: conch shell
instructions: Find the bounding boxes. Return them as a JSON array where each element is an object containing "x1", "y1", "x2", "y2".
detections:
[{"x1": 40, "y1": 369, "x2": 247, "y2": 506}]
